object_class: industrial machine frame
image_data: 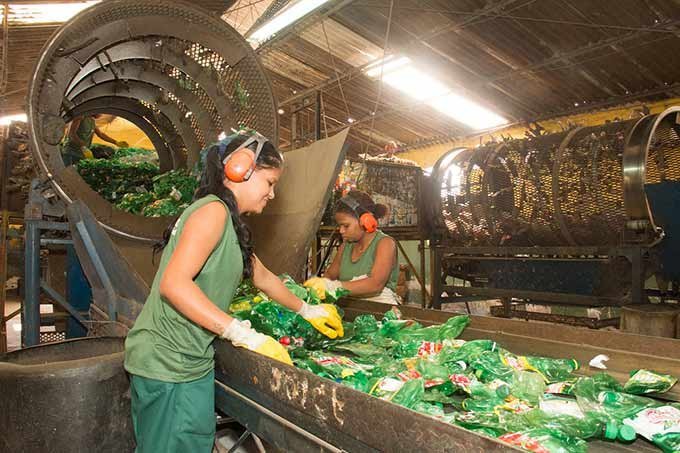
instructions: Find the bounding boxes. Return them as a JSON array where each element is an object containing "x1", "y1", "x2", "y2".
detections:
[{"x1": 426, "y1": 109, "x2": 680, "y2": 320}]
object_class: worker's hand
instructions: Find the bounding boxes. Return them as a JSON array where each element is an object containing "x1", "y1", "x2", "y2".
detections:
[
  {"x1": 116, "y1": 141, "x2": 129, "y2": 148},
  {"x1": 221, "y1": 319, "x2": 292, "y2": 365},
  {"x1": 82, "y1": 148, "x2": 94, "y2": 159},
  {"x1": 303, "y1": 277, "x2": 343, "y2": 300},
  {"x1": 298, "y1": 302, "x2": 344, "y2": 339}
]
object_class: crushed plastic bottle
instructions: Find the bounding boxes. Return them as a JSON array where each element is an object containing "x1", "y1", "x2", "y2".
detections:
[
  {"x1": 624, "y1": 369, "x2": 678, "y2": 395},
  {"x1": 498, "y1": 428, "x2": 588, "y2": 453},
  {"x1": 577, "y1": 390, "x2": 662, "y2": 424},
  {"x1": 232, "y1": 281, "x2": 680, "y2": 453},
  {"x1": 511, "y1": 370, "x2": 547, "y2": 405},
  {"x1": 471, "y1": 350, "x2": 514, "y2": 383},
  {"x1": 623, "y1": 405, "x2": 680, "y2": 452},
  {"x1": 390, "y1": 378, "x2": 425, "y2": 409}
]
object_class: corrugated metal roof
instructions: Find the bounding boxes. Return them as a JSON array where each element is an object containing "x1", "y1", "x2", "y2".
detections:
[{"x1": 3, "y1": 0, "x2": 680, "y2": 155}]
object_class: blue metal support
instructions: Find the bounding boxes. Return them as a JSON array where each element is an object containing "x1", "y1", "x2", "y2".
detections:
[
  {"x1": 40, "y1": 279, "x2": 88, "y2": 328},
  {"x1": 75, "y1": 221, "x2": 117, "y2": 322},
  {"x1": 22, "y1": 219, "x2": 88, "y2": 345},
  {"x1": 65, "y1": 244, "x2": 92, "y2": 337},
  {"x1": 23, "y1": 220, "x2": 41, "y2": 347}
]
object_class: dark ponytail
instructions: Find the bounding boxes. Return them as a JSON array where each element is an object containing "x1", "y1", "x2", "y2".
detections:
[{"x1": 154, "y1": 133, "x2": 283, "y2": 278}]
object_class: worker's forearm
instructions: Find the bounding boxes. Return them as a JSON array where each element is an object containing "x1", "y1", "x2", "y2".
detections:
[
  {"x1": 323, "y1": 267, "x2": 339, "y2": 280},
  {"x1": 339, "y1": 277, "x2": 384, "y2": 296},
  {"x1": 160, "y1": 278, "x2": 234, "y2": 335},
  {"x1": 96, "y1": 129, "x2": 118, "y2": 145},
  {"x1": 70, "y1": 134, "x2": 85, "y2": 147},
  {"x1": 257, "y1": 271, "x2": 304, "y2": 312}
]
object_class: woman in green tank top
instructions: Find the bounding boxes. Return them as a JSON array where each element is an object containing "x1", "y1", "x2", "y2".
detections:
[
  {"x1": 124, "y1": 133, "x2": 343, "y2": 453},
  {"x1": 60, "y1": 114, "x2": 128, "y2": 165},
  {"x1": 305, "y1": 190, "x2": 400, "y2": 305}
]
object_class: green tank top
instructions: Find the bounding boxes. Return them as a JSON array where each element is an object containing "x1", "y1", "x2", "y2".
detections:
[
  {"x1": 61, "y1": 116, "x2": 96, "y2": 155},
  {"x1": 124, "y1": 195, "x2": 243, "y2": 382},
  {"x1": 338, "y1": 230, "x2": 399, "y2": 293}
]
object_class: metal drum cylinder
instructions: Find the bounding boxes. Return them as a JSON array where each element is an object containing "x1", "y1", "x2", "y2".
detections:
[
  {"x1": 0, "y1": 337, "x2": 133, "y2": 453},
  {"x1": 432, "y1": 110, "x2": 680, "y2": 248},
  {"x1": 27, "y1": 0, "x2": 278, "y2": 242}
]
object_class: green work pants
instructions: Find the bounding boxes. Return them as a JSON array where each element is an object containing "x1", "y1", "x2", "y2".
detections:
[{"x1": 130, "y1": 370, "x2": 215, "y2": 453}]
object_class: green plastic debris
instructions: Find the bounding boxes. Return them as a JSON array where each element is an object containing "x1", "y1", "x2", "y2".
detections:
[
  {"x1": 511, "y1": 370, "x2": 547, "y2": 405},
  {"x1": 412, "y1": 401, "x2": 445, "y2": 417},
  {"x1": 652, "y1": 432, "x2": 680, "y2": 453},
  {"x1": 576, "y1": 390, "x2": 662, "y2": 424},
  {"x1": 624, "y1": 369, "x2": 678, "y2": 395},
  {"x1": 624, "y1": 405, "x2": 680, "y2": 452},
  {"x1": 75, "y1": 146, "x2": 201, "y2": 218},
  {"x1": 390, "y1": 378, "x2": 425, "y2": 409},
  {"x1": 229, "y1": 276, "x2": 680, "y2": 453},
  {"x1": 572, "y1": 372, "x2": 623, "y2": 402},
  {"x1": 471, "y1": 350, "x2": 514, "y2": 383},
  {"x1": 498, "y1": 428, "x2": 588, "y2": 453},
  {"x1": 522, "y1": 356, "x2": 580, "y2": 383}
]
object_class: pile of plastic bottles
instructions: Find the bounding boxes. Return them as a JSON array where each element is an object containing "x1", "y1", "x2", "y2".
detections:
[{"x1": 229, "y1": 280, "x2": 680, "y2": 453}]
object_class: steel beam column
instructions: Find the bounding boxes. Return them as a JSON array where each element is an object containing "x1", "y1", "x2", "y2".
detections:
[{"x1": 22, "y1": 220, "x2": 41, "y2": 347}]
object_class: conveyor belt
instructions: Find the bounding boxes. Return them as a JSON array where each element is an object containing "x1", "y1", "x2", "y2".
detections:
[{"x1": 213, "y1": 299, "x2": 680, "y2": 452}]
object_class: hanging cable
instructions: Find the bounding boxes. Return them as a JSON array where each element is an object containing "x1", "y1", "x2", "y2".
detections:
[
  {"x1": 355, "y1": 0, "x2": 394, "y2": 186},
  {"x1": 321, "y1": 19, "x2": 351, "y2": 121}
]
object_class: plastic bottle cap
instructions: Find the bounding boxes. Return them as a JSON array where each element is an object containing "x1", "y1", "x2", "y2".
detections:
[
  {"x1": 603, "y1": 392, "x2": 619, "y2": 404},
  {"x1": 604, "y1": 422, "x2": 619, "y2": 441},
  {"x1": 496, "y1": 385, "x2": 511, "y2": 399},
  {"x1": 618, "y1": 425, "x2": 637, "y2": 442}
]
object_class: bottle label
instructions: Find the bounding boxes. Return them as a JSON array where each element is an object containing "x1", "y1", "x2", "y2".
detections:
[
  {"x1": 539, "y1": 396, "x2": 585, "y2": 419},
  {"x1": 498, "y1": 432, "x2": 550, "y2": 453},
  {"x1": 396, "y1": 369, "x2": 445, "y2": 388},
  {"x1": 450, "y1": 374, "x2": 474, "y2": 393},
  {"x1": 623, "y1": 406, "x2": 680, "y2": 440},
  {"x1": 546, "y1": 382, "x2": 570, "y2": 394},
  {"x1": 417, "y1": 341, "x2": 443, "y2": 357}
]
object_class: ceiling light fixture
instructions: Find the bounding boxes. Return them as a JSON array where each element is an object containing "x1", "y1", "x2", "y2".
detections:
[
  {"x1": 365, "y1": 56, "x2": 507, "y2": 130},
  {"x1": 248, "y1": 0, "x2": 331, "y2": 45}
]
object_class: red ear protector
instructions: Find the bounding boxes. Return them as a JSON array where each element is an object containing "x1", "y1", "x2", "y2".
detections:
[
  {"x1": 223, "y1": 132, "x2": 268, "y2": 182},
  {"x1": 341, "y1": 196, "x2": 378, "y2": 233}
]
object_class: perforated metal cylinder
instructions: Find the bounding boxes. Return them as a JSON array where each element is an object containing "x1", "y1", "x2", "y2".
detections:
[
  {"x1": 27, "y1": 0, "x2": 278, "y2": 241},
  {"x1": 432, "y1": 112, "x2": 678, "y2": 247}
]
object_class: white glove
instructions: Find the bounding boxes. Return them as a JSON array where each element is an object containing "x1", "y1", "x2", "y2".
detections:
[
  {"x1": 220, "y1": 319, "x2": 266, "y2": 349},
  {"x1": 221, "y1": 319, "x2": 293, "y2": 365},
  {"x1": 297, "y1": 302, "x2": 326, "y2": 318}
]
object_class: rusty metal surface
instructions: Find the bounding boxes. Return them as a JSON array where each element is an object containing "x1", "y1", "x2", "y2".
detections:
[
  {"x1": 27, "y1": 0, "x2": 277, "y2": 241},
  {"x1": 488, "y1": 305, "x2": 620, "y2": 329}
]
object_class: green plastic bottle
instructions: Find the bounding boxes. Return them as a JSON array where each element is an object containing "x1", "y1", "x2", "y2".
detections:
[
  {"x1": 599, "y1": 391, "x2": 661, "y2": 422},
  {"x1": 510, "y1": 370, "x2": 547, "y2": 404}
]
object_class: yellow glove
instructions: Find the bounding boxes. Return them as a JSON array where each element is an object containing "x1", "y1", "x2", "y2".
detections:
[
  {"x1": 303, "y1": 277, "x2": 343, "y2": 300},
  {"x1": 116, "y1": 141, "x2": 129, "y2": 148},
  {"x1": 82, "y1": 148, "x2": 94, "y2": 159},
  {"x1": 254, "y1": 336, "x2": 294, "y2": 365},
  {"x1": 221, "y1": 319, "x2": 292, "y2": 365},
  {"x1": 298, "y1": 302, "x2": 344, "y2": 339}
]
